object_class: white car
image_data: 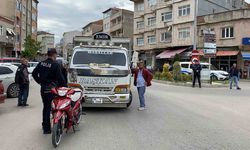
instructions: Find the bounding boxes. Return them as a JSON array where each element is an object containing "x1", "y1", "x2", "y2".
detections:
[
  {"x1": 0, "y1": 63, "x2": 19, "y2": 98},
  {"x1": 180, "y1": 62, "x2": 229, "y2": 81}
]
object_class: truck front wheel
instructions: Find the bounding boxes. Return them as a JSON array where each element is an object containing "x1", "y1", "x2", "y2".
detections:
[{"x1": 126, "y1": 91, "x2": 133, "y2": 108}]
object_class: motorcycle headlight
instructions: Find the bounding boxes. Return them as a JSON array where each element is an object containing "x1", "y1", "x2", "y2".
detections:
[
  {"x1": 58, "y1": 101, "x2": 71, "y2": 109},
  {"x1": 58, "y1": 90, "x2": 68, "y2": 97},
  {"x1": 114, "y1": 85, "x2": 130, "y2": 94}
]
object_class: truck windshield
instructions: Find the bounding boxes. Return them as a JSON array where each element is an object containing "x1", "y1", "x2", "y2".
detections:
[{"x1": 73, "y1": 51, "x2": 126, "y2": 66}]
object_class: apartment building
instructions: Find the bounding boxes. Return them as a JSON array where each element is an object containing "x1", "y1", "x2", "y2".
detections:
[
  {"x1": 62, "y1": 31, "x2": 82, "y2": 59},
  {"x1": 131, "y1": 0, "x2": 247, "y2": 69},
  {"x1": 82, "y1": 19, "x2": 103, "y2": 36},
  {"x1": 37, "y1": 31, "x2": 55, "y2": 54},
  {"x1": 0, "y1": 0, "x2": 39, "y2": 57},
  {"x1": 103, "y1": 8, "x2": 134, "y2": 38},
  {"x1": 197, "y1": 9, "x2": 250, "y2": 77}
]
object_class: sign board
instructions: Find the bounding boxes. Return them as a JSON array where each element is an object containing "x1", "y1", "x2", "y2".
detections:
[
  {"x1": 204, "y1": 49, "x2": 216, "y2": 54},
  {"x1": 242, "y1": 37, "x2": 250, "y2": 45},
  {"x1": 204, "y1": 43, "x2": 216, "y2": 49},
  {"x1": 204, "y1": 34, "x2": 216, "y2": 43},
  {"x1": 93, "y1": 32, "x2": 111, "y2": 41},
  {"x1": 191, "y1": 50, "x2": 200, "y2": 63},
  {"x1": 200, "y1": 70, "x2": 211, "y2": 81}
]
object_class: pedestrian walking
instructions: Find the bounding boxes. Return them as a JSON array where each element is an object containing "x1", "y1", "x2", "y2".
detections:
[
  {"x1": 132, "y1": 61, "x2": 153, "y2": 111},
  {"x1": 32, "y1": 48, "x2": 67, "y2": 134},
  {"x1": 229, "y1": 63, "x2": 241, "y2": 90},
  {"x1": 15, "y1": 57, "x2": 30, "y2": 107},
  {"x1": 191, "y1": 59, "x2": 202, "y2": 88}
]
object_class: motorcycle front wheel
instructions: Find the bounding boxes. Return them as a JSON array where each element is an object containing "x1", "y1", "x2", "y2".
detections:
[{"x1": 52, "y1": 119, "x2": 63, "y2": 148}]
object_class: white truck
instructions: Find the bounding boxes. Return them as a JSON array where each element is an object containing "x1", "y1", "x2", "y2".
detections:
[{"x1": 68, "y1": 44, "x2": 132, "y2": 108}]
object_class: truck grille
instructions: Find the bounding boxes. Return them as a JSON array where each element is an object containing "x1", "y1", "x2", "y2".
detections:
[{"x1": 84, "y1": 87, "x2": 113, "y2": 93}]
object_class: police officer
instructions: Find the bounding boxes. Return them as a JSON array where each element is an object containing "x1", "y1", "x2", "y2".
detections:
[
  {"x1": 191, "y1": 58, "x2": 202, "y2": 88},
  {"x1": 32, "y1": 48, "x2": 66, "y2": 134}
]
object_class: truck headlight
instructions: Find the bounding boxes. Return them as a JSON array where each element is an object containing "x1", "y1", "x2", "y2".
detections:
[{"x1": 114, "y1": 85, "x2": 130, "y2": 94}]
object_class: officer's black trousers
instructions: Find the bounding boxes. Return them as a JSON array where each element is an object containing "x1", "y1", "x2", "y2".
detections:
[
  {"x1": 193, "y1": 72, "x2": 201, "y2": 87},
  {"x1": 41, "y1": 92, "x2": 54, "y2": 131}
]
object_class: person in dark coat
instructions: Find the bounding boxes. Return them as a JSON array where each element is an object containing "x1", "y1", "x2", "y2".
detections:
[
  {"x1": 15, "y1": 57, "x2": 30, "y2": 106},
  {"x1": 191, "y1": 59, "x2": 202, "y2": 88},
  {"x1": 32, "y1": 48, "x2": 67, "y2": 134},
  {"x1": 229, "y1": 63, "x2": 241, "y2": 90}
]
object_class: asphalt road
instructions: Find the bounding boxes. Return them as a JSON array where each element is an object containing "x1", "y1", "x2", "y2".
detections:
[{"x1": 1, "y1": 81, "x2": 250, "y2": 150}]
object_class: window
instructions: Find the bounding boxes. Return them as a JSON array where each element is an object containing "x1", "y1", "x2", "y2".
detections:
[
  {"x1": 178, "y1": 5, "x2": 191, "y2": 16},
  {"x1": 148, "y1": 17, "x2": 156, "y2": 26},
  {"x1": 22, "y1": 21, "x2": 25, "y2": 30},
  {"x1": 161, "y1": 32, "x2": 172, "y2": 42},
  {"x1": 16, "y1": 0, "x2": 21, "y2": 10},
  {"x1": 32, "y1": 13, "x2": 37, "y2": 21},
  {"x1": 22, "y1": 6, "x2": 26, "y2": 15},
  {"x1": 103, "y1": 11, "x2": 111, "y2": 18},
  {"x1": 32, "y1": 27, "x2": 37, "y2": 33},
  {"x1": 148, "y1": 0, "x2": 156, "y2": 6},
  {"x1": 136, "y1": 37, "x2": 144, "y2": 46},
  {"x1": 0, "y1": 67, "x2": 13, "y2": 75},
  {"x1": 221, "y1": 27, "x2": 234, "y2": 38},
  {"x1": 136, "y1": 3, "x2": 144, "y2": 12},
  {"x1": 136, "y1": 21, "x2": 144, "y2": 29},
  {"x1": 161, "y1": 12, "x2": 172, "y2": 22},
  {"x1": 16, "y1": 34, "x2": 20, "y2": 42},
  {"x1": 0, "y1": 26, "x2": 3, "y2": 36},
  {"x1": 148, "y1": 35, "x2": 156, "y2": 44},
  {"x1": 32, "y1": 0, "x2": 37, "y2": 9},
  {"x1": 181, "y1": 64, "x2": 189, "y2": 69},
  {"x1": 178, "y1": 28, "x2": 190, "y2": 39}
]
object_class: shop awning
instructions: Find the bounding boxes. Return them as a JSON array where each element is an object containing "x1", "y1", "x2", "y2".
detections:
[
  {"x1": 156, "y1": 49, "x2": 186, "y2": 59},
  {"x1": 242, "y1": 52, "x2": 250, "y2": 60},
  {"x1": 216, "y1": 50, "x2": 239, "y2": 56}
]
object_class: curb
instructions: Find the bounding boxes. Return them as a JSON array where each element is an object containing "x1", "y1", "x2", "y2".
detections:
[{"x1": 152, "y1": 79, "x2": 228, "y2": 88}]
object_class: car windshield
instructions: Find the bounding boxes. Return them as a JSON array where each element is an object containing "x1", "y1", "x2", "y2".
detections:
[
  {"x1": 211, "y1": 65, "x2": 218, "y2": 70},
  {"x1": 73, "y1": 50, "x2": 127, "y2": 67}
]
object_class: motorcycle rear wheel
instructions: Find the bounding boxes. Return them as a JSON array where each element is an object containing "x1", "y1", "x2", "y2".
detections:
[
  {"x1": 75, "y1": 104, "x2": 83, "y2": 125},
  {"x1": 52, "y1": 120, "x2": 63, "y2": 148}
]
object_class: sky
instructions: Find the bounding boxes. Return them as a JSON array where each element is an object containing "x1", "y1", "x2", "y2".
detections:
[
  {"x1": 38, "y1": 0, "x2": 134, "y2": 44},
  {"x1": 38, "y1": 0, "x2": 250, "y2": 44}
]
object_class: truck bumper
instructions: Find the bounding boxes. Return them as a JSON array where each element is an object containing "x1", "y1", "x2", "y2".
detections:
[{"x1": 83, "y1": 93, "x2": 131, "y2": 108}]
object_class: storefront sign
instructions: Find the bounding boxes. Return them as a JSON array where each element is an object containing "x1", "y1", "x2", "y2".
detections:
[
  {"x1": 204, "y1": 43, "x2": 216, "y2": 49},
  {"x1": 93, "y1": 32, "x2": 111, "y2": 41},
  {"x1": 204, "y1": 34, "x2": 216, "y2": 43},
  {"x1": 242, "y1": 38, "x2": 250, "y2": 45}
]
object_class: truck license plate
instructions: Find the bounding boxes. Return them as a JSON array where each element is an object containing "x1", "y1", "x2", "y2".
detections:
[{"x1": 93, "y1": 98, "x2": 103, "y2": 104}]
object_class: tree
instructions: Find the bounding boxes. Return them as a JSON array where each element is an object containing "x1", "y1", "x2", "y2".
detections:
[
  {"x1": 172, "y1": 54, "x2": 181, "y2": 64},
  {"x1": 173, "y1": 61, "x2": 182, "y2": 81},
  {"x1": 21, "y1": 35, "x2": 41, "y2": 60}
]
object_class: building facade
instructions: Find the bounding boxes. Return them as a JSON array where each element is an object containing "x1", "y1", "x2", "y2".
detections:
[
  {"x1": 37, "y1": 31, "x2": 55, "y2": 54},
  {"x1": 103, "y1": 8, "x2": 134, "y2": 38},
  {"x1": 197, "y1": 9, "x2": 250, "y2": 78},
  {"x1": 131, "y1": 0, "x2": 248, "y2": 69},
  {"x1": 0, "y1": 0, "x2": 39, "y2": 57},
  {"x1": 0, "y1": 16, "x2": 15, "y2": 57},
  {"x1": 82, "y1": 20, "x2": 103, "y2": 36},
  {"x1": 62, "y1": 31, "x2": 82, "y2": 59}
]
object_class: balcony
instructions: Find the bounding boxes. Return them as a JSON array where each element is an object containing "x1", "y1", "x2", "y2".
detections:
[
  {"x1": 157, "y1": 0, "x2": 173, "y2": 9},
  {"x1": 110, "y1": 23, "x2": 122, "y2": 33}
]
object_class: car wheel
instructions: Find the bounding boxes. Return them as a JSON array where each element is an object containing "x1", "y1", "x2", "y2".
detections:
[
  {"x1": 7, "y1": 83, "x2": 19, "y2": 98},
  {"x1": 211, "y1": 75, "x2": 218, "y2": 81}
]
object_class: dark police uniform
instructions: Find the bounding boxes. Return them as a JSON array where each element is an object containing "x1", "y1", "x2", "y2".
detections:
[
  {"x1": 32, "y1": 58, "x2": 66, "y2": 132},
  {"x1": 191, "y1": 63, "x2": 202, "y2": 88}
]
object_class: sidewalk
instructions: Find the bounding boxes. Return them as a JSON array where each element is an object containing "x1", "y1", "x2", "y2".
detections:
[{"x1": 153, "y1": 79, "x2": 228, "y2": 88}]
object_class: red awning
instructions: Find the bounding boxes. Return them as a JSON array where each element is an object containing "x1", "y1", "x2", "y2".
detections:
[
  {"x1": 216, "y1": 50, "x2": 239, "y2": 56},
  {"x1": 156, "y1": 49, "x2": 186, "y2": 59}
]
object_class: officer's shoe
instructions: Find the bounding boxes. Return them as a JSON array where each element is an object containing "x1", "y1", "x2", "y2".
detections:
[{"x1": 43, "y1": 130, "x2": 51, "y2": 134}]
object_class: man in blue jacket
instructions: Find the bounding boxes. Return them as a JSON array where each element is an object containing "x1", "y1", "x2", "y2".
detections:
[{"x1": 229, "y1": 63, "x2": 241, "y2": 90}]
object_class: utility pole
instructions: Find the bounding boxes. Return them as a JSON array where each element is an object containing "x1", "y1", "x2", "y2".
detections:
[{"x1": 193, "y1": 0, "x2": 198, "y2": 51}]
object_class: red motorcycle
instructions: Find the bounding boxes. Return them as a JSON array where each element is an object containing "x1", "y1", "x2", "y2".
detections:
[{"x1": 51, "y1": 87, "x2": 83, "y2": 148}]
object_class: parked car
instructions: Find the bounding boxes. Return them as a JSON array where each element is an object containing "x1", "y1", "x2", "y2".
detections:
[
  {"x1": 180, "y1": 62, "x2": 229, "y2": 81},
  {"x1": 11, "y1": 61, "x2": 38, "y2": 74},
  {"x1": 0, "y1": 63, "x2": 19, "y2": 98},
  {"x1": 0, "y1": 80, "x2": 6, "y2": 104},
  {"x1": 0, "y1": 58, "x2": 20, "y2": 63}
]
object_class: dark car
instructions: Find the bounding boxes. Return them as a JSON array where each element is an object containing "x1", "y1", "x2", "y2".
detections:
[{"x1": 0, "y1": 80, "x2": 6, "y2": 104}]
